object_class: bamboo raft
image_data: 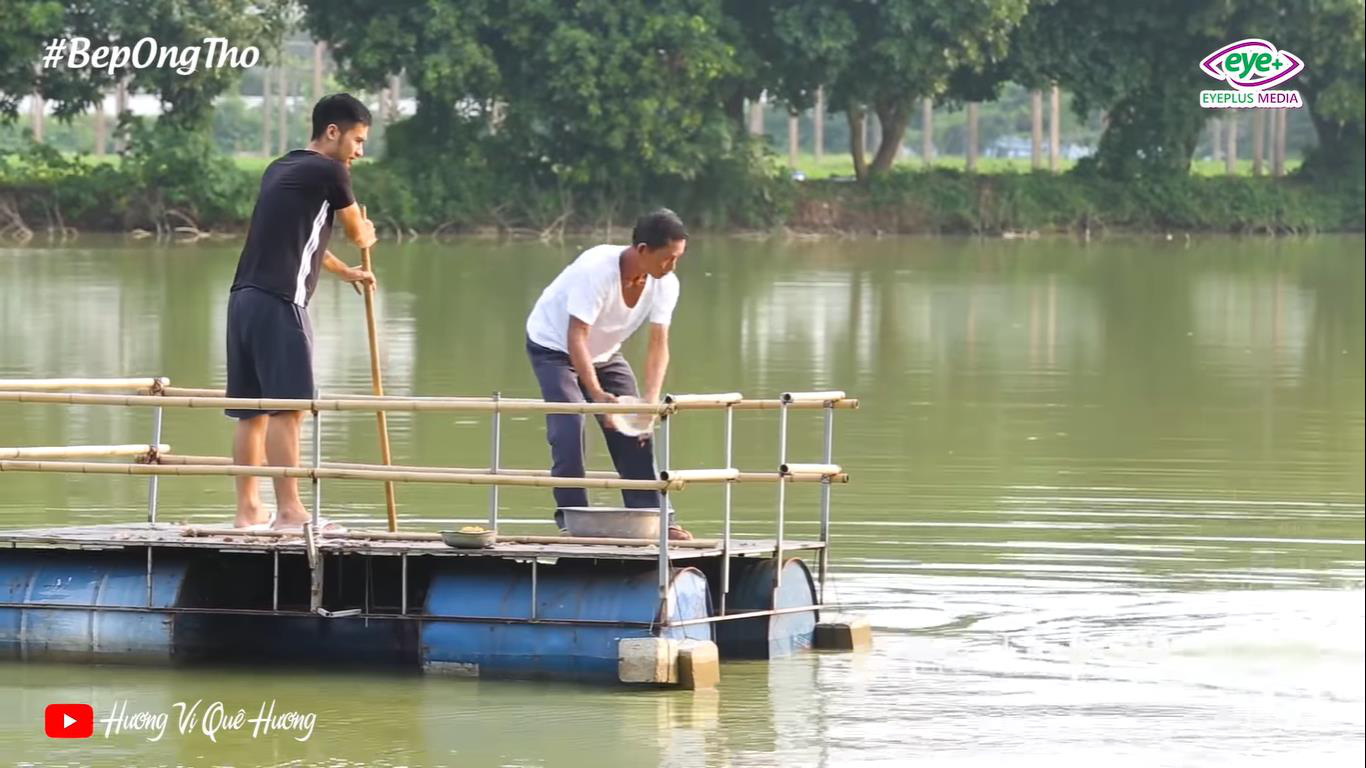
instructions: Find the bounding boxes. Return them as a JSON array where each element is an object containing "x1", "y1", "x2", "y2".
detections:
[{"x1": 0, "y1": 377, "x2": 865, "y2": 686}]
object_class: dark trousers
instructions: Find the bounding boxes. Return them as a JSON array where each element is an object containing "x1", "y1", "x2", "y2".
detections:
[{"x1": 526, "y1": 337, "x2": 667, "y2": 527}]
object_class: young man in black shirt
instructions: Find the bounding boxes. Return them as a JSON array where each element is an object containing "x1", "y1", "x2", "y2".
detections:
[{"x1": 226, "y1": 93, "x2": 378, "y2": 530}]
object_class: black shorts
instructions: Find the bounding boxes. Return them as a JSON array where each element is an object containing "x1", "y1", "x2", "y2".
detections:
[{"x1": 225, "y1": 287, "x2": 315, "y2": 418}]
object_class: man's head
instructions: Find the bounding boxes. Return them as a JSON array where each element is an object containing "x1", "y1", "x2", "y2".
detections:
[
  {"x1": 630, "y1": 208, "x2": 688, "y2": 279},
  {"x1": 309, "y1": 94, "x2": 371, "y2": 167}
]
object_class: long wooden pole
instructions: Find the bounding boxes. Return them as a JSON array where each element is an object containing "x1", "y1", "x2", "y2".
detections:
[
  {"x1": 359, "y1": 204, "x2": 399, "y2": 532},
  {"x1": 0, "y1": 390, "x2": 858, "y2": 413}
]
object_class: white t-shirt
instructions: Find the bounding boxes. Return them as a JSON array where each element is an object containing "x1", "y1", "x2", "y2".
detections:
[{"x1": 526, "y1": 244, "x2": 680, "y2": 363}]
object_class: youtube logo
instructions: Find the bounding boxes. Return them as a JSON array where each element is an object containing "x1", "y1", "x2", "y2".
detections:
[{"x1": 44, "y1": 703, "x2": 93, "y2": 739}]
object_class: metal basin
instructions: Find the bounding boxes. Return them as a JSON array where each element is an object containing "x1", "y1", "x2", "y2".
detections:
[{"x1": 558, "y1": 507, "x2": 662, "y2": 539}]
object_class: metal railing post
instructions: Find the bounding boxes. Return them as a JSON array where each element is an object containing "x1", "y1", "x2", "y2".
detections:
[
  {"x1": 146, "y1": 405, "x2": 163, "y2": 524},
  {"x1": 819, "y1": 401, "x2": 835, "y2": 605},
  {"x1": 657, "y1": 411, "x2": 672, "y2": 610},
  {"x1": 489, "y1": 391, "x2": 502, "y2": 531},
  {"x1": 775, "y1": 398, "x2": 789, "y2": 587},
  {"x1": 721, "y1": 403, "x2": 734, "y2": 617},
  {"x1": 311, "y1": 393, "x2": 321, "y2": 528}
]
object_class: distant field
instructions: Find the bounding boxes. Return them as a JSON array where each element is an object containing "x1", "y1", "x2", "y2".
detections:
[
  {"x1": 47, "y1": 151, "x2": 1301, "y2": 180},
  {"x1": 776, "y1": 152, "x2": 1301, "y2": 179}
]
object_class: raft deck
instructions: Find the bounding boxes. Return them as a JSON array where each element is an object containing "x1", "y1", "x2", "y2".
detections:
[{"x1": 0, "y1": 522, "x2": 825, "y2": 561}]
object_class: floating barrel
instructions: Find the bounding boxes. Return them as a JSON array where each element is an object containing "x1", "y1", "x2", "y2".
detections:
[
  {"x1": 421, "y1": 560, "x2": 712, "y2": 683},
  {"x1": 0, "y1": 551, "x2": 187, "y2": 663},
  {"x1": 714, "y1": 557, "x2": 817, "y2": 659}
]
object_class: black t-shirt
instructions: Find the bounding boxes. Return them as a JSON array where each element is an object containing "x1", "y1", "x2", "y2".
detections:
[{"x1": 231, "y1": 150, "x2": 356, "y2": 306}]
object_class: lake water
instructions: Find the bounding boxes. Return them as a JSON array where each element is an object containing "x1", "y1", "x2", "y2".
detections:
[{"x1": 1, "y1": 234, "x2": 1362, "y2": 766}]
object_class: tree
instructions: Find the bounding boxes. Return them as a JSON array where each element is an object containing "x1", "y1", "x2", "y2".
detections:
[
  {"x1": 1256, "y1": 0, "x2": 1365, "y2": 181},
  {"x1": 1, "y1": 1, "x2": 286, "y2": 130},
  {"x1": 1012, "y1": 0, "x2": 1233, "y2": 179},
  {"x1": 745, "y1": 0, "x2": 1028, "y2": 180}
]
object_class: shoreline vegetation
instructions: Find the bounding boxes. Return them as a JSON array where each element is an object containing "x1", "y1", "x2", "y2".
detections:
[
  {"x1": 5, "y1": 3, "x2": 1362, "y2": 244},
  {"x1": 1, "y1": 145, "x2": 1359, "y2": 242}
]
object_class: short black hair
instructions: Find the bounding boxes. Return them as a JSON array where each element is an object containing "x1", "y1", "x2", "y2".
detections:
[
  {"x1": 632, "y1": 208, "x2": 688, "y2": 249},
  {"x1": 311, "y1": 93, "x2": 372, "y2": 139}
]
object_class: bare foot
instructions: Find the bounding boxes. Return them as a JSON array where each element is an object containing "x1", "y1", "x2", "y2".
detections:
[
  {"x1": 667, "y1": 525, "x2": 693, "y2": 541},
  {"x1": 272, "y1": 511, "x2": 347, "y2": 533},
  {"x1": 234, "y1": 501, "x2": 268, "y2": 528}
]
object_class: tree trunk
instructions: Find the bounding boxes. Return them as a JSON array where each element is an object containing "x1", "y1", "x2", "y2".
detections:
[
  {"x1": 1209, "y1": 116, "x2": 1222, "y2": 162},
  {"x1": 93, "y1": 94, "x2": 107, "y2": 156},
  {"x1": 869, "y1": 103, "x2": 910, "y2": 174},
  {"x1": 389, "y1": 74, "x2": 402, "y2": 121},
  {"x1": 1224, "y1": 114, "x2": 1238, "y2": 176},
  {"x1": 748, "y1": 93, "x2": 765, "y2": 136},
  {"x1": 1048, "y1": 85, "x2": 1061, "y2": 172},
  {"x1": 813, "y1": 87, "x2": 825, "y2": 162},
  {"x1": 848, "y1": 105, "x2": 868, "y2": 182},
  {"x1": 261, "y1": 67, "x2": 273, "y2": 156},
  {"x1": 312, "y1": 42, "x2": 325, "y2": 103},
  {"x1": 788, "y1": 113, "x2": 799, "y2": 168},
  {"x1": 1267, "y1": 107, "x2": 1278, "y2": 174},
  {"x1": 965, "y1": 102, "x2": 979, "y2": 172},
  {"x1": 278, "y1": 65, "x2": 289, "y2": 154},
  {"x1": 921, "y1": 98, "x2": 933, "y2": 166},
  {"x1": 31, "y1": 91, "x2": 44, "y2": 143},
  {"x1": 1251, "y1": 109, "x2": 1265, "y2": 176},
  {"x1": 114, "y1": 77, "x2": 128, "y2": 153},
  {"x1": 1030, "y1": 89, "x2": 1043, "y2": 170}
]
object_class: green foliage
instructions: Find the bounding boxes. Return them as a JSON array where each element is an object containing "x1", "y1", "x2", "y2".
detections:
[
  {"x1": 119, "y1": 120, "x2": 255, "y2": 225},
  {"x1": 794, "y1": 168, "x2": 1362, "y2": 234},
  {"x1": 2, "y1": 1, "x2": 287, "y2": 128}
]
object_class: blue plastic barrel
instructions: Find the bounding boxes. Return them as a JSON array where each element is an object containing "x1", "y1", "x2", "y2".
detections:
[
  {"x1": 714, "y1": 557, "x2": 817, "y2": 659},
  {"x1": 0, "y1": 552, "x2": 187, "y2": 663},
  {"x1": 421, "y1": 561, "x2": 712, "y2": 682}
]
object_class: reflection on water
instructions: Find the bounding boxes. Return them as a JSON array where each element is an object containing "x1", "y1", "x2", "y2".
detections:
[{"x1": 1, "y1": 235, "x2": 1362, "y2": 765}]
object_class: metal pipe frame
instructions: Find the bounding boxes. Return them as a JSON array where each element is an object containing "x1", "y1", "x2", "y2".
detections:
[
  {"x1": 819, "y1": 403, "x2": 834, "y2": 605},
  {"x1": 657, "y1": 414, "x2": 672, "y2": 608},
  {"x1": 0, "y1": 601, "x2": 657, "y2": 628},
  {"x1": 489, "y1": 391, "x2": 501, "y2": 531},
  {"x1": 146, "y1": 407, "x2": 163, "y2": 524},
  {"x1": 660, "y1": 603, "x2": 826, "y2": 629},
  {"x1": 775, "y1": 400, "x2": 789, "y2": 587},
  {"x1": 530, "y1": 558, "x2": 539, "y2": 621},
  {"x1": 311, "y1": 399, "x2": 321, "y2": 528},
  {"x1": 721, "y1": 403, "x2": 734, "y2": 619}
]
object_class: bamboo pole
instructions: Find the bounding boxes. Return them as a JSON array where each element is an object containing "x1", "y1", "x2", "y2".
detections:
[
  {"x1": 664, "y1": 392, "x2": 742, "y2": 407},
  {"x1": 779, "y1": 463, "x2": 842, "y2": 476},
  {"x1": 657, "y1": 468, "x2": 741, "y2": 483},
  {"x1": 158, "y1": 454, "x2": 846, "y2": 484},
  {"x1": 357, "y1": 204, "x2": 398, "y2": 531},
  {"x1": 0, "y1": 390, "x2": 857, "y2": 413},
  {"x1": 181, "y1": 526, "x2": 725, "y2": 549},
  {"x1": 1, "y1": 444, "x2": 168, "y2": 460},
  {"x1": 0, "y1": 459, "x2": 679, "y2": 491},
  {"x1": 0, "y1": 377, "x2": 168, "y2": 392},
  {"x1": 781, "y1": 390, "x2": 846, "y2": 403}
]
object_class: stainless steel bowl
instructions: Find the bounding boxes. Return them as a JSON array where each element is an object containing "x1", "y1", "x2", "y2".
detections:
[
  {"x1": 558, "y1": 507, "x2": 662, "y2": 539},
  {"x1": 440, "y1": 529, "x2": 496, "y2": 548}
]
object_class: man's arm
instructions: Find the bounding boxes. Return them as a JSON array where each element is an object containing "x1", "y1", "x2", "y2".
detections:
[
  {"x1": 322, "y1": 250, "x2": 375, "y2": 288},
  {"x1": 641, "y1": 323, "x2": 670, "y2": 403},
  {"x1": 567, "y1": 317, "x2": 614, "y2": 403},
  {"x1": 334, "y1": 204, "x2": 377, "y2": 250}
]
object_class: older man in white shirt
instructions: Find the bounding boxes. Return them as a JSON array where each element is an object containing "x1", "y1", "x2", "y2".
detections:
[{"x1": 524, "y1": 209, "x2": 691, "y2": 540}]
